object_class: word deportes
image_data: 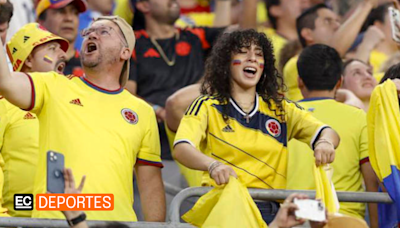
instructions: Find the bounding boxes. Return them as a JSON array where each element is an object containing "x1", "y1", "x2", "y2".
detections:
[{"x1": 14, "y1": 194, "x2": 114, "y2": 211}]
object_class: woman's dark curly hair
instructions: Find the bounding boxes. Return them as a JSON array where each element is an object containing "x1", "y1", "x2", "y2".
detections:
[{"x1": 201, "y1": 29, "x2": 286, "y2": 121}]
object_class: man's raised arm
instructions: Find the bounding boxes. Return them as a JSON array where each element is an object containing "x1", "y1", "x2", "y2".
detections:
[{"x1": 0, "y1": 39, "x2": 33, "y2": 110}]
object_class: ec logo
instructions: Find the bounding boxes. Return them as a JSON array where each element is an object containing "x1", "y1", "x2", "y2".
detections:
[{"x1": 14, "y1": 194, "x2": 33, "y2": 210}]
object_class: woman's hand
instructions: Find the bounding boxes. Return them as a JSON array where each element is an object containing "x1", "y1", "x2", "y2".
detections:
[{"x1": 209, "y1": 162, "x2": 237, "y2": 185}]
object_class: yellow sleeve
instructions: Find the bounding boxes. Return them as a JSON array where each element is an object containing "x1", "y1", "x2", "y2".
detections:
[
  {"x1": 285, "y1": 100, "x2": 328, "y2": 149},
  {"x1": 283, "y1": 56, "x2": 303, "y2": 101},
  {"x1": 174, "y1": 96, "x2": 208, "y2": 148},
  {"x1": 136, "y1": 108, "x2": 163, "y2": 167},
  {"x1": 24, "y1": 72, "x2": 60, "y2": 115},
  {"x1": 113, "y1": 0, "x2": 133, "y2": 26}
]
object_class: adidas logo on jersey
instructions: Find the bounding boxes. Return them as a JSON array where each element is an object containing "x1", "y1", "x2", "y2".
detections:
[
  {"x1": 23, "y1": 112, "x2": 36, "y2": 119},
  {"x1": 222, "y1": 125, "x2": 234, "y2": 132},
  {"x1": 70, "y1": 99, "x2": 83, "y2": 107}
]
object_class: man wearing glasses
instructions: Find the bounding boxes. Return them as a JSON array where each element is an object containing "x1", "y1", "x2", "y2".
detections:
[{"x1": 0, "y1": 13, "x2": 166, "y2": 222}]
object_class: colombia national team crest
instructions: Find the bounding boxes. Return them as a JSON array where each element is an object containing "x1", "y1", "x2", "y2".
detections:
[
  {"x1": 266, "y1": 119, "x2": 281, "y2": 137},
  {"x1": 121, "y1": 108, "x2": 138, "y2": 124}
]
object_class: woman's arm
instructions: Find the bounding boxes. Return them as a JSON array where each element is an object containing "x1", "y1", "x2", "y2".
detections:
[
  {"x1": 173, "y1": 143, "x2": 237, "y2": 185},
  {"x1": 313, "y1": 128, "x2": 340, "y2": 166}
]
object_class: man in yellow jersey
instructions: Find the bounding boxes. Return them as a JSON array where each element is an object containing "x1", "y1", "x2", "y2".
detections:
[
  {"x1": 287, "y1": 44, "x2": 379, "y2": 227},
  {"x1": 342, "y1": 59, "x2": 377, "y2": 112},
  {"x1": 283, "y1": 1, "x2": 378, "y2": 101},
  {"x1": 3, "y1": 22, "x2": 68, "y2": 217},
  {"x1": 0, "y1": 14, "x2": 165, "y2": 222}
]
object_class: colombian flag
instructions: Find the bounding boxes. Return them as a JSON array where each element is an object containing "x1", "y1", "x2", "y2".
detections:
[{"x1": 367, "y1": 80, "x2": 400, "y2": 228}]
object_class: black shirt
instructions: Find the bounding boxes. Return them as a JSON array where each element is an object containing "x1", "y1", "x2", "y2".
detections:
[
  {"x1": 64, "y1": 50, "x2": 84, "y2": 76},
  {"x1": 130, "y1": 27, "x2": 224, "y2": 107}
]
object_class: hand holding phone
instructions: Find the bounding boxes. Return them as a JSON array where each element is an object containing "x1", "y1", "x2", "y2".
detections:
[
  {"x1": 47, "y1": 151, "x2": 65, "y2": 193},
  {"x1": 294, "y1": 199, "x2": 326, "y2": 222}
]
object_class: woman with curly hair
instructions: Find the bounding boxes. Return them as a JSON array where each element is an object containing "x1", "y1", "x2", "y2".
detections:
[{"x1": 173, "y1": 29, "x2": 339, "y2": 224}]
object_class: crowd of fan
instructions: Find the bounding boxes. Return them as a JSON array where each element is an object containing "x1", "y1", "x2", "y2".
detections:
[{"x1": 0, "y1": 0, "x2": 399, "y2": 227}]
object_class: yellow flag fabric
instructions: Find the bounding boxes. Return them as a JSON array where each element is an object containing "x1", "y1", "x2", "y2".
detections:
[
  {"x1": 183, "y1": 177, "x2": 267, "y2": 228},
  {"x1": 367, "y1": 80, "x2": 400, "y2": 181},
  {"x1": 367, "y1": 80, "x2": 400, "y2": 227},
  {"x1": 314, "y1": 165, "x2": 339, "y2": 214}
]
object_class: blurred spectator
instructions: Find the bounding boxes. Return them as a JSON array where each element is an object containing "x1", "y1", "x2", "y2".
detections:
[
  {"x1": 6, "y1": 0, "x2": 35, "y2": 42},
  {"x1": 257, "y1": 0, "x2": 302, "y2": 67},
  {"x1": 283, "y1": 1, "x2": 378, "y2": 101},
  {"x1": 0, "y1": 0, "x2": 13, "y2": 70},
  {"x1": 361, "y1": 3, "x2": 400, "y2": 73},
  {"x1": 379, "y1": 52, "x2": 400, "y2": 73},
  {"x1": 113, "y1": 0, "x2": 134, "y2": 26},
  {"x1": 342, "y1": 59, "x2": 377, "y2": 112},
  {"x1": 3, "y1": 23, "x2": 68, "y2": 217},
  {"x1": 128, "y1": 0, "x2": 247, "y2": 160},
  {"x1": 278, "y1": 40, "x2": 302, "y2": 73},
  {"x1": 37, "y1": 0, "x2": 87, "y2": 75},
  {"x1": 288, "y1": 44, "x2": 379, "y2": 227},
  {"x1": 75, "y1": 0, "x2": 115, "y2": 50},
  {"x1": 0, "y1": 0, "x2": 12, "y2": 44},
  {"x1": 173, "y1": 29, "x2": 339, "y2": 224},
  {"x1": 0, "y1": 15, "x2": 165, "y2": 221}
]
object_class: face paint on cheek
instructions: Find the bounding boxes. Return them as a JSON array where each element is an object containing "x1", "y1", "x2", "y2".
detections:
[
  {"x1": 232, "y1": 60, "x2": 242, "y2": 66},
  {"x1": 43, "y1": 55, "x2": 54, "y2": 64},
  {"x1": 259, "y1": 62, "x2": 264, "y2": 69}
]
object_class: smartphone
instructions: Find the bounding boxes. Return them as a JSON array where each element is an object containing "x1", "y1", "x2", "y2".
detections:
[
  {"x1": 47, "y1": 151, "x2": 65, "y2": 193},
  {"x1": 294, "y1": 199, "x2": 326, "y2": 222},
  {"x1": 389, "y1": 6, "x2": 400, "y2": 43}
]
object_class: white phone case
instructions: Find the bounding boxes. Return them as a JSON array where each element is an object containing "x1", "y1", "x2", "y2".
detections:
[
  {"x1": 389, "y1": 7, "x2": 400, "y2": 43},
  {"x1": 294, "y1": 199, "x2": 326, "y2": 222}
]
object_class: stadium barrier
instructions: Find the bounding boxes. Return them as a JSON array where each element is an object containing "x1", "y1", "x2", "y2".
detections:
[
  {"x1": 167, "y1": 187, "x2": 393, "y2": 222},
  {"x1": 0, "y1": 217, "x2": 195, "y2": 228}
]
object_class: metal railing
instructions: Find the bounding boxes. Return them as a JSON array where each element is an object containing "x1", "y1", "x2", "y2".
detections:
[
  {"x1": 0, "y1": 217, "x2": 195, "y2": 228},
  {"x1": 167, "y1": 187, "x2": 393, "y2": 222}
]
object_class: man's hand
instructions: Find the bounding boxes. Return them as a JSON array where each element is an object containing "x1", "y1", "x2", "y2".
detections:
[
  {"x1": 0, "y1": 0, "x2": 6, "y2": 4},
  {"x1": 209, "y1": 163, "x2": 237, "y2": 185},
  {"x1": 62, "y1": 168, "x2": 86, "y2": 221},
  {"x1": 314, "y1": 140, "x2": 335, "y2": 166},
  {"x1": 155, "y1": 106, "x2": 166, "y2": 123}
]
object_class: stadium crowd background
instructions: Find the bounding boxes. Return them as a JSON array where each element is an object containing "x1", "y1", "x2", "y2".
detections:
[{"x1": 0, "y1": 0, "x2": 400, "y2": 227}]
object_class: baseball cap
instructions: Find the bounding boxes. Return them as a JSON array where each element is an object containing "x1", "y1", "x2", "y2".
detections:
[
  {"x1": 36, "y1": 0, "x2": 87, "y2": 18},
  {"x1": 6, "y1": 23, "x2": 69, "y2": 72},
  {"x1": 92, "y1": 16, "x2": 135, "y2": 87}
]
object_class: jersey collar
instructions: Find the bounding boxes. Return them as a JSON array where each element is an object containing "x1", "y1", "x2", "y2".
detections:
[
  {"x1": 299, "y1": 97, "x2": 334, "y2": 102},
  {"x1": 229, "y1": 93, "x2": 259, "y2": 118},
  {"x1": 80, "y1": 76, "x2": 123, "y2": 95}
]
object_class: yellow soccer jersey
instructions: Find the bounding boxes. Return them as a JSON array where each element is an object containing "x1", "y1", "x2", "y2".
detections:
[
  {"x1": 283, "y1": 55, "x2": 303, "y2": 101},
  {"x1": 165, "y1": 123, "x2": 202, "y2": 187},
  {"x1": 174, "y1": 94, "x2": 327, "y2": 189},
  {"x1": 287, "y1": 98, "x2": 368, "y2": 219},
  {"x1": 1, "y1": 99, "x2": 38, "y2": 217},
  {"x1": 24, "y1": 72, "x2": 162, "y2": 221},
  {"x1": 370, "y1": 50, "x2": 388, "y2": 74},
  {"x1": 0, "y1": 99, "x2": 9, "y2": 217}
]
